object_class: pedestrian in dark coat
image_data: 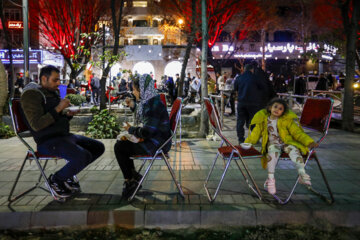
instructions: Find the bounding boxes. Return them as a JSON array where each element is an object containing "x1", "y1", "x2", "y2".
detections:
[{"x1": 234, "y1": 64, "x2": 267, "y2": 143}]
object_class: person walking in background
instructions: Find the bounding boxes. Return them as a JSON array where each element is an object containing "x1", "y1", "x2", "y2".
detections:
[
  {"x1": 166, "y1": 76, "x2": 175, "y2": 104},
  {"x1": 90, "y1": 74, "x2": 101, "y2": 105},
  {"x1": 225, "y1": 74, "x2": 236, "y2": 116},
  {"x1": 183, "y1": 72, "x2": 191, "y2": 98},
  {"x1": 273, "y1": 74, "x2": 287, "y2": 93},
  {"x1": 294, "y1": 73, "x2": 306, "y2": 103},
  {"x1": 244, "y1": 98, "x2": 318, "y2": 195},
  {"x1": 315, "y1": 73, "x2": 328, "y2": 91},
  {"x1": 207, "y1": 74, "x2": 216, "y2": 95},
  {"x1": 254, "y1": 65, "x2": 276, "y2": 108},
  {"x1": 234, "y1": 64, "x2": 266, "y2": 143},
  {"x1": 175, "y1": 73, "x2": 180, "y2": 99}
]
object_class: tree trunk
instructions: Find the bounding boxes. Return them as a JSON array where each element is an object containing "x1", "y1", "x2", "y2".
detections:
[
  {"x1": 178, "y1": 0, "x2": 197, "y2": 98},
  {"x1": 198, "y1": 0, "x2": 209, "y2": 138},
  {"x1": 100, "y1": 0, "x2": 124, "y2": 110},
  {"x1": 64, "y1": 57, "x2": 82, "y2": 82},
  {"x1": 0, "y1": 60, "x2": 7, "y2": 122},
  {"x1": 261, "y1": 28, "x2": 266, "y2": 71},
  {"x1": 341, "y1": 0, "x2": 359, "y2": 131},
  {"x1": 0, "y1": 0, "x2": 15, "y2": 98}
]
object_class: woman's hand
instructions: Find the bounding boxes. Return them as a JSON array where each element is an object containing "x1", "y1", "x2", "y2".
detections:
[
  {"x1": 123, "y1": 122, "x2": 131, "y2": 131},
  {"x1": 308, "y1": 142, "x2": 319, "y2": 149},
  {"x1": 66, "y1": 110, "x2": 79, "y2": 116},
  {"x1": 125, "y1": 97, "x2": 135, "y2": 108}
]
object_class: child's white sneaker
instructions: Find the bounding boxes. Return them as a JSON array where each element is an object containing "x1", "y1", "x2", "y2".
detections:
[
  {"x1": 299, "y1": 173, "x2": 311, "y2": 186},
  {"x1": 264, "y1": 178, "x2": 276, "y2": 195}
]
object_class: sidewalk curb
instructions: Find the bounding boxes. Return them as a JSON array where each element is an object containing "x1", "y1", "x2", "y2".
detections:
[{"x1": 1, "y1": 207, "x2": 359, "y2": 230}]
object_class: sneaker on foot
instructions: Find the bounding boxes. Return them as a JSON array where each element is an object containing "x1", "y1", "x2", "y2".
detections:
[
  {"x1": 131, "y1": 170, "x2": 143, "y2": 182},
  {"x1": 64, "y1": 176, "x2": 81, "y2": 193},
  {"x1": 47, "y1": 174, "x2": 72, "y2": 198},
  {"x1": 264, "y1": 178, "x2": 276, "y2": 195},
  {"x1": 299, "y1": 173, "x2": 311, "y2": 186},
  {"x1": 122, "y1": 180, "x2": 140, "y2": 199}
]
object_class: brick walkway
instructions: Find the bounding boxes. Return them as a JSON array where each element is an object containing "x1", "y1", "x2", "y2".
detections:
[{"x1": 0, "y1": 116, "x2": 360, "y2": 229}]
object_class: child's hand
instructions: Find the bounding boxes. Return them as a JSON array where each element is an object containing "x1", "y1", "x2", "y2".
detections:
[{"x1": 308, "y1": 142, "x2": 319, "y2": 149}]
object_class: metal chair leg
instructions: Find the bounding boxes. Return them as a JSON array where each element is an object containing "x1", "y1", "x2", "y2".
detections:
[
  {"x1": 204, "y1": 152, "x2": 233, "y2": 202},
  {"x1": 128, "y1": 158, "x2": 156, "y2": 201},
  {"x1": 309, "y1": 154, "x2": 335, "y2": 204},
  {"x1": 204, "y1": 152, "x2": 220, "y2": 184},
  {"x1": 163, "y1": 153, "x2": 184, "y2": 198},
  {"x1": 233, "y1": 157, "x2": 262, "y2": 200},
  {"x1": 8, "y1": 153, "x2": 33, "y2": 202},
  {"x1": 9, "y1": 156, "x2": 54, "y2": 203},
  {"x1": 271, "y1": 152, "x2": 334, "y2": 205}
]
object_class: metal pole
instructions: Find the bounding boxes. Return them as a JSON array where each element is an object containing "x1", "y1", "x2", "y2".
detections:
[{"x1": 22, "y1": 0, "x2": 29, "y2": 83}]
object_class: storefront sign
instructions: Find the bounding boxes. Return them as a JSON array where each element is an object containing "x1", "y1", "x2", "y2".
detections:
[
  {"x1": 0, "y1": 49, "x2": 42, "y2": 64},
  {"x1": 7, "y1": 21, "x2": 23, "y2": 29}
]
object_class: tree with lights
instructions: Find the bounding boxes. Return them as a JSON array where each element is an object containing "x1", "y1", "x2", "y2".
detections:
[
  {"x1": 158, "y1": 0, "x2": 253, "y2": 97},
  {"x1": 97, "y1": 0, "x2": 126, "y2": 110},
  {"x1": 242, "y1": 0, "x2": 283, "y2": 70},
  {"x1": 313, "y1": 0, "x2": 359, "y2": 131},
  {"x1": 29, "y1": 0, "x2": 106, "y2": 80},
  {"x1": 0, "y1": 0, "x2": 15, "y2": 99}
]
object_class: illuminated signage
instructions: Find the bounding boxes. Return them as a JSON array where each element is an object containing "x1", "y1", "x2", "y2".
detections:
[
  {"x1": 260, "y1": 42, "x2": 338, "y2": 56},
  {"x1": 7, "y1": 21, "x2": 23, "y2": 29},
  {"x1": 0, "y1": 49, "x2": 42, "y2": 64},
  {"x1": 211, "y1": 42, "x2": 338, "y2": 57}
]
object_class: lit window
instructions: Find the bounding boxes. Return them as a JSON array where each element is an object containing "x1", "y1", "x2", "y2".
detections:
[{"x1": 133, "y1": 1, "x2": 147, "y2": 7}]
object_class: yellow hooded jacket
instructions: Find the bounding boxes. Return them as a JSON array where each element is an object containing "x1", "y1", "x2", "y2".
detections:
[{"x1": 244, "y1": 109, "x2": 315, "y2": 169}]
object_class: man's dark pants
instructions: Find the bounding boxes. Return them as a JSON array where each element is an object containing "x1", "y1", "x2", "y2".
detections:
[
  {"x1": 236, "y1": 102, "x2": 262, "y2": 143},
  {"x1": 37, "y1": 134, "x2": 105, "y2": 181},
  {"x1": 92, "y1": 88, "x2": 100, "y2": 105}
]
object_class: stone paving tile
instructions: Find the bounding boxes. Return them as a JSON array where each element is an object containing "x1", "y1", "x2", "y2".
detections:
[
  {"x1": 1, "y1": 118, "x2": 360, "y2": 228},
  {"x1": 0, "y1": 196, "x2": 8, "y2": 205},
  {"x1": 27, "y1": 196, "x2": 47, "y2": 206}
]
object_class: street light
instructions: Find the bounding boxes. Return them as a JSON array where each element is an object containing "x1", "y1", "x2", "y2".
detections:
[{"x1": 177, "y1": 19, "x2": 184, "y2": 45}]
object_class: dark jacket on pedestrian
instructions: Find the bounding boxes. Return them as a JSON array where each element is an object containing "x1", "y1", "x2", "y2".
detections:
[
  {"x1": 254, "y1": 68, "x2": 276, "y2": 107},
  {"x1": 234, "y1": 70, "x2": 266, "y2": 105},
  {"x1": 91, "y1": 77, "x2": 101, "y2": 90},
  {"x1": 315, "y1": 76, "x2": 328, "y2": 90}
]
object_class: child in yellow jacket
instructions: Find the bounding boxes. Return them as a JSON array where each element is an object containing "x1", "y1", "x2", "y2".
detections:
[{"x1": 245, "y1": 98, "x2": 318, "y2": 195}]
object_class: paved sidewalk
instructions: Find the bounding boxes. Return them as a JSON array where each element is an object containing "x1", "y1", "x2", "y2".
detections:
[{"x1": 0, "y1": 116, "x2": 360, "y2": 229}]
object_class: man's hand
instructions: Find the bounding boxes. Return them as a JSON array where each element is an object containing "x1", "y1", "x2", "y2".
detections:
[
  {"x1": 55, "y1": 99, "x2": 71, "y2": 113},
  {"x1": 308, "y1": 142, "x2": 319, "y2": 149},
  {"x1": 66, "y1": 110, "x2": 79, "y2": 116},
  {"x1": 125, "y1": 97, "x2": 135, "y2": 108}
]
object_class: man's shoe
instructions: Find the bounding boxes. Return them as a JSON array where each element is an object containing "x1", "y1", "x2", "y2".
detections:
[
  {"x1": 122, "y1": 180, "x2": 141, "y2": 199},
  {"x1": 64, "y1": 176, "x2": 81, "y2": 193},
  {"x1": 264, "y1": 178, "x2": 276, "y2": 195},
  {"x1": 47, "y1": 174, "x2": 72, "y2": 198},
  {"x1": 132, "y1": 170, "x2": 143, "y2": 182}
]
